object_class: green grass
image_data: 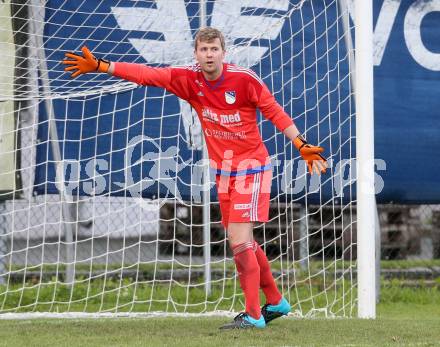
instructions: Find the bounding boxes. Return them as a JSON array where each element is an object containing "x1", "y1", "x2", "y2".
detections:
[
  {"x1": 2, "y1": 263, "x2": 440, "y2": 314},
  {"x1": 0, "y1": 303, "x2": 440, "y2": 347},
  {"x1": 1, "y1": 260, "x2": 440, "y2": 346},
  {"x1": 380, "y1": 259, "x2": 440, "y2": 269},
  {"x1": 8, "y1": 259, "x2": 438, "y2": 280},
  {"x1": 0, "y1": 277, "x2": 356, "y2": 315}
]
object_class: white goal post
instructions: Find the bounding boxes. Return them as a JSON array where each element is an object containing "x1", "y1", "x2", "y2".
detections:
[
  {"x1": 0, "y1": 0, "x2": 375, "y2": 318},
  {"x1": 354, "y1": 0, "x2": 375, "y2": 319}
]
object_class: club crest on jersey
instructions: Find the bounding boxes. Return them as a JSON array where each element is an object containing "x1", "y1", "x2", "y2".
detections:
[{"x1": 225, "y1": 91, "x2": 236, "y2": 104}]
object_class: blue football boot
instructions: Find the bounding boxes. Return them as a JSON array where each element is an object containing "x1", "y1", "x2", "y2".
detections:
[
  {"x1": 219, "y1": 312, "x2": 266, "y2": 330},
  {"x1": 261, "y1": 297, "x2": 291, "y2": 324}
]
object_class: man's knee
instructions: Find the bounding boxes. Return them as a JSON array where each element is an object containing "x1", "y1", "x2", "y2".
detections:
[{"x1": 227, "y1": 222, "x2": 253, "y2": 246}]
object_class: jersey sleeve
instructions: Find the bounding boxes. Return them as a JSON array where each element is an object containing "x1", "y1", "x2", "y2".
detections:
[
  {"x1": 248, "y1": 76, "x2": 294, "y2": 132},
  {"x1": 113, "y1": 62, "x2": 190, "y2": 101}
]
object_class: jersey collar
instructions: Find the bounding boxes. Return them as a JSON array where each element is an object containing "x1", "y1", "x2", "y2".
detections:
[{"x1": 202, "y1": 63, "x2": 227, "y2": 90}]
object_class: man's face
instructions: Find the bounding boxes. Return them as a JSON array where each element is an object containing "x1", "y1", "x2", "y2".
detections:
[{"x1": 194, "y1": 38, "x2": 225, "y2": 78}]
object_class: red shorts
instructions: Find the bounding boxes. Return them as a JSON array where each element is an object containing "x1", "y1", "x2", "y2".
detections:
[{"x1": 215, "y1": 170, "x2": 272, "y2": 228}]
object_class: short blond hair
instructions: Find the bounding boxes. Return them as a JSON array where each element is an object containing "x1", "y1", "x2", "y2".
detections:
[{"x1": 194, "y1": 27, "x2": 226, "y2": 51}]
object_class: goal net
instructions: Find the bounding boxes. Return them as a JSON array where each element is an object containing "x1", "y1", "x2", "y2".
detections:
[{"x1": 0, "y1": 0, "x2": 357, "y2": 318}]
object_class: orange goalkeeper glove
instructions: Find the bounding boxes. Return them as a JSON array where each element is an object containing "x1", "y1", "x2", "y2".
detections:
[
  {"x1": 62, "y1": 46, "x2": 110, "y2": 78},
  {"x1": 293, "y1": 135, "x2": 327, "y2": 175}
]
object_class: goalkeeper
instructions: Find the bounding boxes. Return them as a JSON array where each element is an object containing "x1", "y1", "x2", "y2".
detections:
[{"x1": 63, "y1": 27, "x2": 327, "y2": 330}]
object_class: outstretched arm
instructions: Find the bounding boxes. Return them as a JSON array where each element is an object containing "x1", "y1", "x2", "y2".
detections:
[
  {"x1": 62, "y1": 46, "x2": 189, "y2": 99},
  {"x1": 253, "y1": 82, "x2": 327, "y2": 175},
  {"x1": 62, "y1": 46, "x2": 171, "y2": 86}
]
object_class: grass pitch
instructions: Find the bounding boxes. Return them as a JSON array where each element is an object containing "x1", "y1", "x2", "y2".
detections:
[
  {"x1": 1, "y1": 302, "x2": 439, "y2": 347},
  {"x1": 1, "y1": 261, "x2": 440, "y2": 346}
]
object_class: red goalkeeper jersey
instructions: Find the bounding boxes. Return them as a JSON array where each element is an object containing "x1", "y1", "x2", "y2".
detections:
[{"x1": 113, "y1": 62, "x2": 293, "y2": 175}]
